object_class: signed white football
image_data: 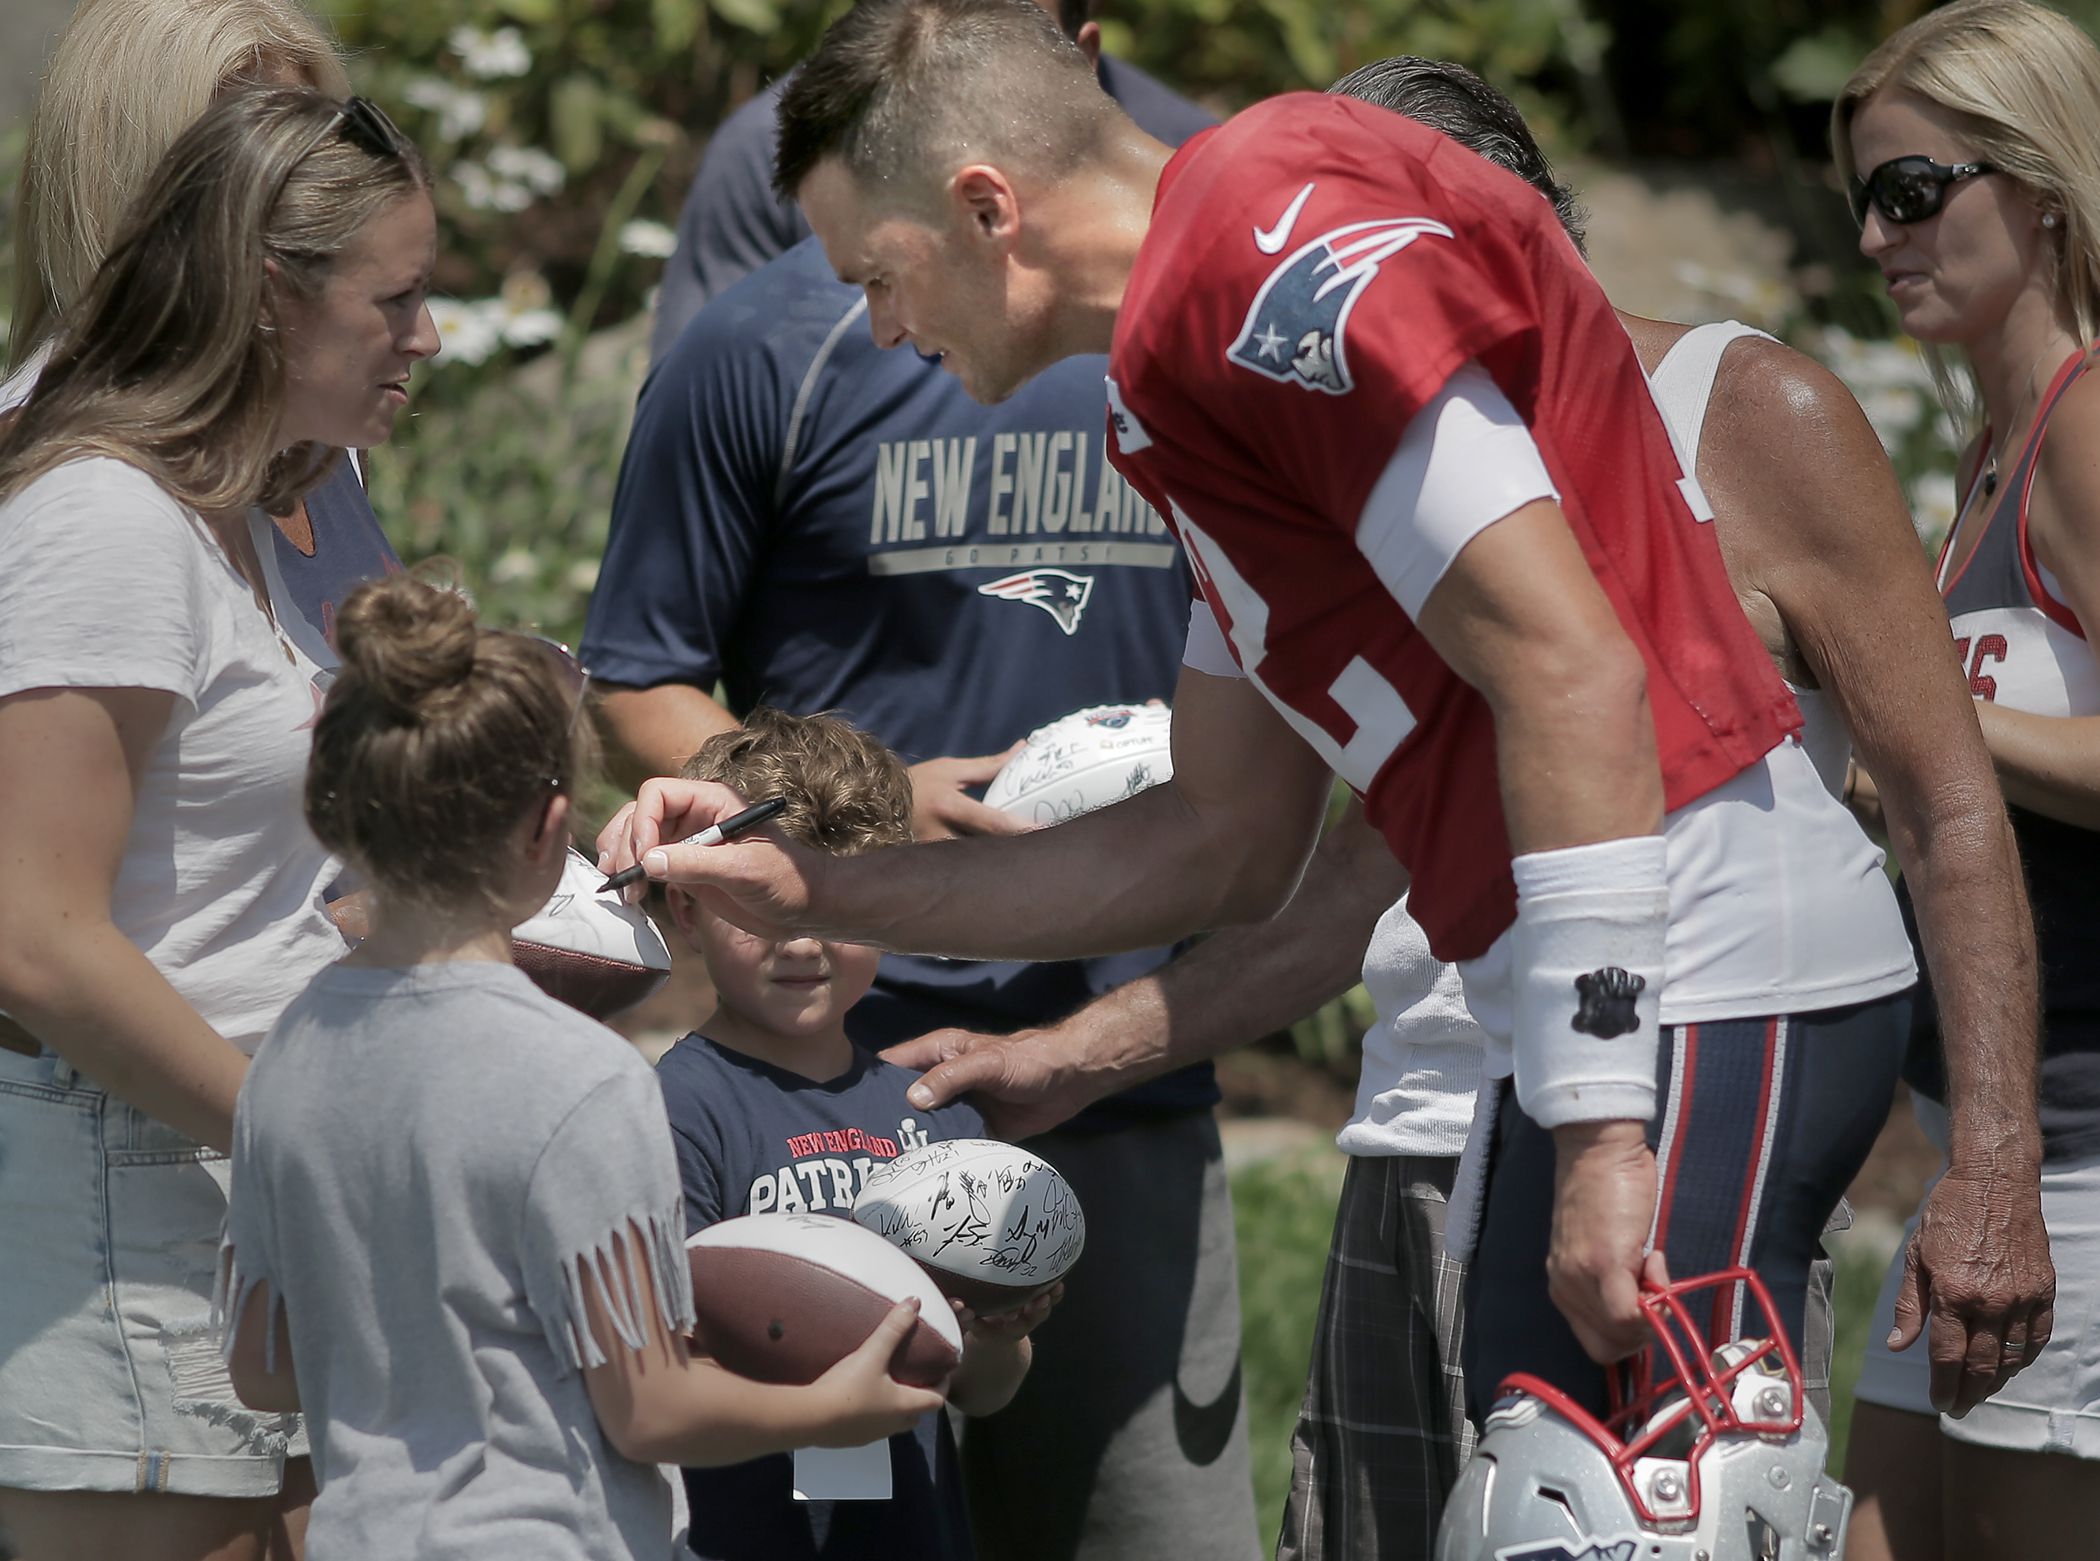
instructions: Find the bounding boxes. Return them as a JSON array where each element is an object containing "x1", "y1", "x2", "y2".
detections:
[
  {"x1": 980, "y1": 702, "x2": 1172, "y2": 827},
  {"x1": 851, "y1": 1139, "x2": 1085, "y2": 1312},
  {"x1": 512, "y1": 847, "x2": 672, "y2": 1019}
]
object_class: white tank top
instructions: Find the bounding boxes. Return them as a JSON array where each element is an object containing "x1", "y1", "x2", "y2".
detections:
[{"x1": 1339, "y1": 322, "x2": 1916, "y2": 1158}]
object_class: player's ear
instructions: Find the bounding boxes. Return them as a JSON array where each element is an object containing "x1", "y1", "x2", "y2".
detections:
[
  {"x1": 1074, "y1": 21, "x2": 1102, "y2": 66},
  {"x1": 952, "y1": 165, "x2": 1020, "y2": 246}
]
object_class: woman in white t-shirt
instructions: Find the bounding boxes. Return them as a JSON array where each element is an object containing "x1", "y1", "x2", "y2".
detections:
[{"x1": 0, "y1": 88, "x2": 436, "y2": 1560}]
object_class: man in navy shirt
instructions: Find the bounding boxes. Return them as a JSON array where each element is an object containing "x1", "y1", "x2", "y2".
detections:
[{"x1": 583, "y1": 21, "x2": 1257, "y2": 1561}]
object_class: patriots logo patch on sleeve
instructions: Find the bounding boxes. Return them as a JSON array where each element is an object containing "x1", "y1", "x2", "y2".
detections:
[{"x1": 1228, "y1": 217, "x2": 1455, "y2": 395}]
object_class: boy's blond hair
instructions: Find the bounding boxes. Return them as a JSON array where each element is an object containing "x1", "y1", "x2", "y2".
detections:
[{"x1": 680, "y1": 708, "x2": 913, "y2": 854}]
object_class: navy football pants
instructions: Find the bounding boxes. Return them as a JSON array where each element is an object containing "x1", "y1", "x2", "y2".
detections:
[{"x1": 1462, "y1": 993, "x2": 1908, "y2": 1421}]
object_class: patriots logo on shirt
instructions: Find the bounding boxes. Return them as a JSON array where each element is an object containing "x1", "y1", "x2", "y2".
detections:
[
  {"x1": 1228, "y1": 217, "x2": 1456, "y2": 396},
  {"x1": 978, "y1": 568, "x2": 1095, "y2": 635},
  {"x1": 1493, "y1": 1540, "x2": 1641, "y2": 1561}
]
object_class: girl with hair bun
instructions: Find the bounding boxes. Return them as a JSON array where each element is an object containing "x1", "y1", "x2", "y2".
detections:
[
  {"x1": 220, "y1": 575, "x2": 945, "y2": 1559},
  {"x1": 0, "y1": 87, "x2": 436, "y2": 1560},
  {"x1": 1837, "y1": 0, "x2": 2100, "y2": 1552}
]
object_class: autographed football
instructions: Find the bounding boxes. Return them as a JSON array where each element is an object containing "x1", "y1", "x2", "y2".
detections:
[
  {"x1": 851, "y1": 1139, "x2": 1085, "y2": 1312},
  {"x1": 511, "y1": 848, "x2": 673, "y2": 1019},
  {"x1": 685, "y1": 1214, "x2": 963, "y2": 1387},
  {"x1": 980, "y1": 702, "x2": 1172, "y2": 826}
]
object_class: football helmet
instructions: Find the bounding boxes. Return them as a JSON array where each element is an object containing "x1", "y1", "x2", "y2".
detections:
[{"x1": 1437, "y1": 1268, "x2": 1851, "y2": 1561}]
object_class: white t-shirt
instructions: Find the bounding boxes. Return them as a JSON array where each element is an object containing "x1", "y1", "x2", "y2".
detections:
[{"x1": 0, "y1": 457, "x2": 342, "y2": 1053}]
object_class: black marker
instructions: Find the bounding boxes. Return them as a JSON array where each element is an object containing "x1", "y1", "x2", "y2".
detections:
[{"x1": 599, "y1": 796, "x2": 788, "y2": 893}]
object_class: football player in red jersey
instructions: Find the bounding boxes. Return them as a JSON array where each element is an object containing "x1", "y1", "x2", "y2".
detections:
[{"x1": 601, "y1": 0, "x2": 1910, "y2": 1415}]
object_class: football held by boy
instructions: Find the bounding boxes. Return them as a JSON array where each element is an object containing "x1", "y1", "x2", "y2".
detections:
[{"x1": 602, "y1": 0, "x2": 1914, "y2": 1413}]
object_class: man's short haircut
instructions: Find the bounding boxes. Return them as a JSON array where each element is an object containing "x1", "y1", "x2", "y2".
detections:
[
  {"x1": 774, "y1": 0, "x2": 1118, "y2": 205},
  {"x1": 1329, "y1": 57, "x2": 1590, "y2": 256},
  {"x1": 680, "y1": 708, "x2": 914, "y2": 855}
]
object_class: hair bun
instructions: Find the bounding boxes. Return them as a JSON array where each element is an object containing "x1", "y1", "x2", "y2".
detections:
[{"x1": 332, "y1": 575, "x2": 477, "y2": 718}]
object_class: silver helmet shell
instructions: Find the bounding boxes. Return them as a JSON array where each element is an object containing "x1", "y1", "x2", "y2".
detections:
[{"x1": 1436, "y1": 1269, "x2": 1852, "y2": 1561}]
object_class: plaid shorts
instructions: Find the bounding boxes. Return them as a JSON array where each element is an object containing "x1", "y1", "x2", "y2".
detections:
[
  {"x1": 1274, "y1": 1154, "x2": 1472, "y2": 1561},
  {"x1": 1271, "y1": 1153, "x2": 1845, "y2": 1561}
]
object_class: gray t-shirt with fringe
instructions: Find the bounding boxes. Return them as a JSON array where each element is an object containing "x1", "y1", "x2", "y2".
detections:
[{"x1": 224, "y1": 961, "x2": 694, "y2": 1560}]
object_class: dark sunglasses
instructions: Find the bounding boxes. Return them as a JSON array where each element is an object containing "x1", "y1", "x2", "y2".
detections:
[{"x1": 1849, "y1": 155, "x2": 1998, "y2": 227}]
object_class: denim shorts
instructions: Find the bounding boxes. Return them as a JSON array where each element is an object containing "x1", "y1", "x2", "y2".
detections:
[{"x1": 0, "y1": 1048, "x2": 300, "y2": 1496}]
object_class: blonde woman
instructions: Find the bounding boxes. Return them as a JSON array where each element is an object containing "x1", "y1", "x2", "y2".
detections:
[
  {"x1": 6, "y1": 0, "x2": 397, "y2": 672},
  {"x1": 0, "y1": 88, "x2": 437, "y2": 1561},
  {"x1": 1836, "y1": 0, "x2": 2100, "y2": 1552}
]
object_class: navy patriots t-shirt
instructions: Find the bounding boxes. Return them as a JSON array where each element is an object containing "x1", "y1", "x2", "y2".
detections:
[
  {"x1": 584, "y1": 235, "x2": 1217, "y2": 1121},
  {"x1": 656, "y1": 1035, "x2": 986, "y2": 1561}
]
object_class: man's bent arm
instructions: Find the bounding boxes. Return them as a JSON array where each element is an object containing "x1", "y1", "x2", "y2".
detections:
[
  {"x1": 890, "y1": 801, "x2": 1406, "y2": 1134},
  {"x1": 606, "y1": 666, "x2": 1335, "y2": 960},
  {"x1": 1722, "y1": 348, "x2": 2042, "y2": 1169},
  {"x1": 595, "y1": 681, "x2": 742, "y2": 793},
  {"x1": 1711, "y1": 344, "x2": 2047, "y2": 1413}
]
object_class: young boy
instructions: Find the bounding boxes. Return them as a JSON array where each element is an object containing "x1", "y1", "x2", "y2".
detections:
[{"x1": 655, "y1": 708, "x2": 1051, "y2": 1561}]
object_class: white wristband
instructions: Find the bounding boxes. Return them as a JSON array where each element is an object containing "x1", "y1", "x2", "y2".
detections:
[{"x1": 1510, "y1": 835, "x2": 1668, "y2": 1129}]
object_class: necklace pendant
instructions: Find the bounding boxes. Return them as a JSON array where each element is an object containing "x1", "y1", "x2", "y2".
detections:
[{"x1": 1983, "y1": 464, "x2": 1999, "y2": 497}]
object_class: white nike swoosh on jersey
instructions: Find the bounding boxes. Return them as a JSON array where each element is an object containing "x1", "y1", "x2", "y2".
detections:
[{"x1": 1253, "y1": 182, "x2": 1317, "y2": 255}]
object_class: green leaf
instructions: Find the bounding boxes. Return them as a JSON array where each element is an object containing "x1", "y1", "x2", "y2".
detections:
[
  {"x1": 652, "y1": 0, "x2": 702, "y2": 53},
  {"x1": 709, "y1": 0, "x2": 781, "y2": 36},
  {"x1": 494, "y1": 0, "x2": 559, "y2": 24},
  {"x1": 550, "y1": 75, "x2": 604, "y2": 172},
  {"x1": 1771, "y1": 27, "x2": 1871, "y2": 105}
]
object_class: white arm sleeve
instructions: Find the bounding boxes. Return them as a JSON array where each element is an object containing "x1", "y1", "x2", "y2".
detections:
[
  {"x1": 1356, "y1": 361, "x2": 1559, "y2": 619},
  {"x1": 1180, "y1": 596, "x2": 1245, "y2": 679}
]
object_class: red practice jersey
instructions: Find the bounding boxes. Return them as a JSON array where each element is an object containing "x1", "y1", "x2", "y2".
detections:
[{"x1": 1106, "y1": 94, "x2": 1799, "y2": 961}]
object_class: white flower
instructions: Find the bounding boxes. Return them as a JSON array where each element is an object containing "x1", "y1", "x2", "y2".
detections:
[
  {"x1": 426, "y1": 297, "x2": 503, "y2": 367},
  {"x1": 491, "y1": 547, "x2": 541, "y2": 585},
  {"x1": 402, "y1": 76, "x2": 487, "y2": 141},
  {"x1": 1909, "y1": 471, "x2": 1959, "y2": 546},
  {"x1": 566, "y1": 558, "x2": 602, "y2": 594},
  {"x1": 620, "y1": 219, "x2": 678, "y2": 259},
  {"x1": 499, "y1": 307, "x2": 563, "y2": 349},
  {"x1": 453, "y1": 161, "x2": 533, "y2": 213},
  {"x1": 450, "y1": 25, "x2": 531, "y2": 80},
  {"x1": 487, "y1": 145, "x2": 566, "y2": 196},
  {"x1": 1857, "y1": 386, "x2": 1926, "y2": 451}
]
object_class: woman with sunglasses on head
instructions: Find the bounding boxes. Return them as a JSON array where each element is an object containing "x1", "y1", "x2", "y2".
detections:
[
  {"x1": 0, "y1": 88, "x2": 437, "y2": 1561},
  {"x1": 217, "y1": 572, "x2": 942, "y2": 1559},
  {"x1": 1836, "y1": 0, "x2": 2100, "y2": 1552},
  {"x1": 6, "y1": 0, "x2": 405, "y2": 674}
]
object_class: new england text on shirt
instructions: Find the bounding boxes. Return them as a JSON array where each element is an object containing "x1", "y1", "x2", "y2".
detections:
[{"x1": 867, "y1": 428, "x2": 1176, "y2": 576}]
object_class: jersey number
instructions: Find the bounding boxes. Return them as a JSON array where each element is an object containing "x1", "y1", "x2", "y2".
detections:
[
  {"x1": 1954, "y1": 633, "x2": 2007, "y2": 701},
  {"x1": 1173, "y1": 503, "x2": 1418, "y2": 790}
]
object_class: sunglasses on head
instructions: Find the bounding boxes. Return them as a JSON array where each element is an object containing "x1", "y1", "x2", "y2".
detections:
[
  {"x1": 271, "y1": 96, "x2": 410, "y2": 211},
  {"x1": 1849, "y1": 155, "x2": 1998, "y2": 227}
]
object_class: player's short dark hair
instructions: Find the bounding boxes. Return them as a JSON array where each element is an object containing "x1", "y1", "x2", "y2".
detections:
[
  {"x1": 1329, "y1": 57, "x2": 1590, "y2": 257},
  {"x1": 1055, "y1": 0, "x2": 1092, "y2": 40},
  {"x1": 680, "y1": 708, "x2": 914, "y2": 855},
  {"x1": 773, "y1": 0, "x2": 1117, "y2": 206}
]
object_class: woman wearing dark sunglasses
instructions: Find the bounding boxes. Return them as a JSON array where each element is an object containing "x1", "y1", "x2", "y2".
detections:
[
  {"x1": 1835, "y1": 1, "x2": 2100, "y2": 1555},
  {"x1": 0, "y1": 89, "x2": 436, "y2": 1561}
]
